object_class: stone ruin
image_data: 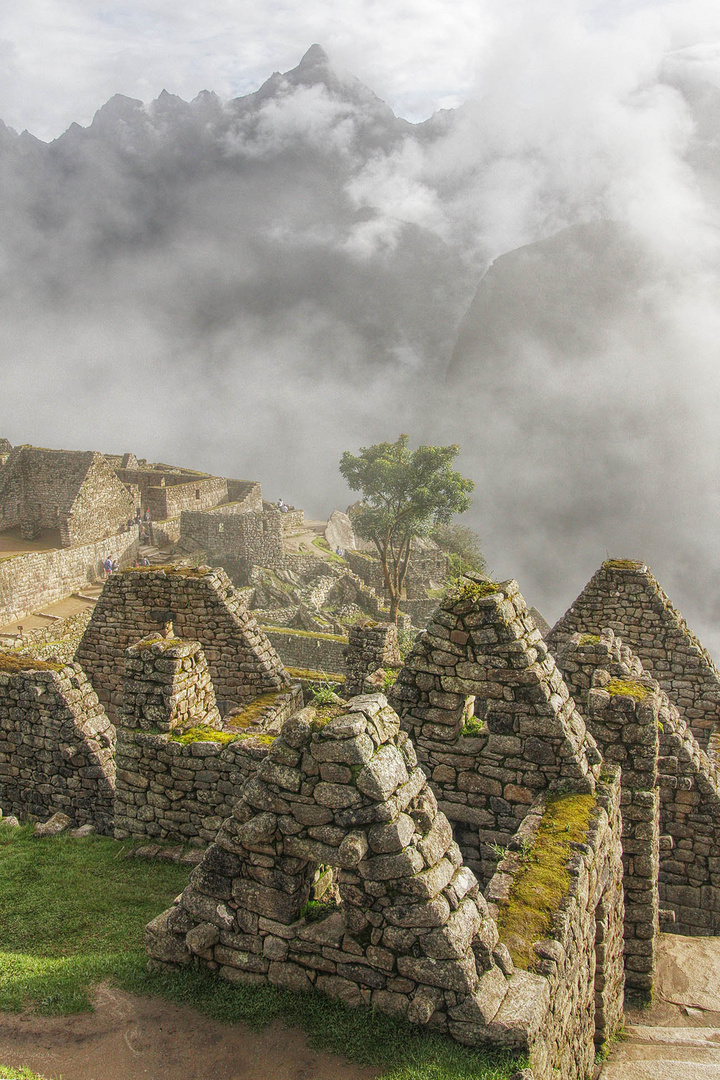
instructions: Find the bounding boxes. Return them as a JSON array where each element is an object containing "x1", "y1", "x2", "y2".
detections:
[
  {"x1": 2, "y1": 558, "x2": 720, "y2": 1079},
  {"x1": 147, "y1": 694, "x2": 548, "y2": 1056}
]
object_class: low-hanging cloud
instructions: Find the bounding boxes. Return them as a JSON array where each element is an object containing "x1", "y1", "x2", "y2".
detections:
[{"x1": 3, "y1": 4, "x2": 720, "y2": 656}]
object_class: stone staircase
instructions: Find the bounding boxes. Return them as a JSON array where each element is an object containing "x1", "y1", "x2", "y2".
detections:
[
  {"x1": 137, "y1": 543, "x2": 169, "y2": 565},
  {"x1": 601, "y1": 1025, "x2": 720, "y2": 1078},
  {"x1": 601, "y1": 934, "x2": 720, "y2": 1080}
]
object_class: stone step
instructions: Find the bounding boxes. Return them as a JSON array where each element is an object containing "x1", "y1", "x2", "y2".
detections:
[
  {"x1": 602, "y1": 1062, "x2": 720, "y2": 1079},
  {"x1": 625, "y1": 1026, "x2": 720, "y2": 1049}
]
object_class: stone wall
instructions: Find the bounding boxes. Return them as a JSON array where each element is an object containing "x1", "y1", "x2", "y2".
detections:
[
  {"x1": 224, "y1": 481, "x2": 263, "y2": 513},
  {"x1": 180, "y1": 509, "x2": 284, "y2": 572},
  {"x1": 114, "y1": 635, "x2": 301, "y2": 843},
  {"x1": 148, "y1": 477, "x2": 228, "y2": 521},
  {"x1": 584, "y1": 672, "x2": 659, "y2": 996},
  {"x1": 0, "y1": 530, "x2": 139, "y2": 625},
  {"x1": 149, "y1": 517, "x2": 182, "y2": 548},
  {"x1": 345, "y1": 622, "x2": 401, "y2": 697},
  {"x1": 549, "y1": 560, "x2": 720, "y2": 751},
  {"x1": 146, "y1": 693, "x2": 553, "y2": 1070},
  {"x1": 262, "y1": 627, "x2": 349, "y2": 677},
  {"x1": 485, "y1": 776, "x2": 625, "y2": 1078},
  {"x1": 0, "y1": 447, "x2": 135, "y2": 547},
  {"x1": 390, "y1": 575, "x2": 602, "y2": 885},
  {"x1": 0, "y1": 657, "x2": 116, "y2": 832},
  {"x1": 62, "y1": 453, "x2": 136, "y2": 547},
  {"x1": 557, "y1": 629, "x2": 720, "y2": 937},
  {"x1": 76, "y1": 566, "x2": 290, "y2": 721}
]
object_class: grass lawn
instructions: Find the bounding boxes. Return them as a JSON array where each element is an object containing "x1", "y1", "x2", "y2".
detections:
[{"x1": 0, "y1": 822, "x2": 523, "y2": 1080}]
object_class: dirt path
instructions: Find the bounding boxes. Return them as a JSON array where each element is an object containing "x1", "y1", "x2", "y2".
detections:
[{"x1": 0, "y1": 984, "x2": 380, "y2": 1080}]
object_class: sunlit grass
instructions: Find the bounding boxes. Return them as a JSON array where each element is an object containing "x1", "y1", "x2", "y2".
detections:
[{"x1": 0, "y1": 823, "x2": 524, "y2": 1080}]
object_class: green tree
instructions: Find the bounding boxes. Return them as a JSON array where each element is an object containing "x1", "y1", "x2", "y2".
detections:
[
  {"x1": 340, "y1": 435, "x2": 475, "y2": 624},
  {"x1": 430, "y1": 521, "x2": 486, "y2": 577}
]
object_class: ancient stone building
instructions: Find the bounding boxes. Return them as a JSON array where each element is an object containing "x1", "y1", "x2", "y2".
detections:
[
  {"x1": 76, "y1": 565, "x2": 292, "y2": 721},
  {"x1": 0, "y1": 445, "x2": 135, "y2": 547},
  {"x1": 389, "y1": 576, "x2": 602, "y2": 884},
  {"x1": 0, "y1": 655, "x2": 116, "y2": 832},
  {"x1": 549, "y1": 559, "x2": 720, "y2": 752},
  {"x1": 146, "y1": 690, "x2": 625, "y2": 1080}
]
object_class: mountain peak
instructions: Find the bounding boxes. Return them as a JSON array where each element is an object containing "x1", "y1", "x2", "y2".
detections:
[{"x1": 298, "y1": 44, "x2": 330, "y2": 69}]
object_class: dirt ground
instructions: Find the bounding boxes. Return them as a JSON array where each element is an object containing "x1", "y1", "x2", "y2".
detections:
[{"x1": 0, "y1": 984, "x2": 380, "y2": 1080}]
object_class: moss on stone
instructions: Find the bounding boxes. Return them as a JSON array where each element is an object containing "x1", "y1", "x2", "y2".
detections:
[
  {"x1": 309, "y1": 704, "x2": 345, "y2": 728},
  {"x1": 225, "y1": 692, "x2": 281, "y2": 729},
  {"x1": 578, "y1": 633, "x2": 601, "y2": 646},
  {"x1": 0, "y1": 653, "x2": 65, "y2": 674},
  {"x1": 496, "y1": 792, "x2": 596, "y2": 971},
  {"x1": 121, "y1": 565, "x2": 210, "y2": 577},
  {"x1": 236, "y1": 732, "x2": 277, "y2": 747},
  {"x1": 603, "y1": 559, "x2": 643, "y2": 570},
  {"x1": 170, "y1": 727, "x2": 240, "y2": 745},
  {"x1": 286, "y1": 666, "x2": 346, "y2": 684},
  {"x1": 605, "y1": 678, "x2": 652, "y2": 701},
  {"x1": 446, "y1": 576, "x2": 499, "y2": 603}
]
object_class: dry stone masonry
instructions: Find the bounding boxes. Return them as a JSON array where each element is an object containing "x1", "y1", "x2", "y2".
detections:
[
  {"x1": 146, "y1": 693, "x2": 553, "y2": 1064},
  {"x1": 344, "y1": 622, "x2": 401, "y2": 697},
  {"x1": 486, "y1": 776, "x2": 625, "y2": 1078},
  {"x1": 390, "y1": 575, "x2": 602, "y2": 883},
  {"x1": 0, "y1": 656, "x2": 115, "y2": 832},
  {"x1": 549, "y1": 559, "x2": 720, "y2": 752},
  {"x1": 557, "y1": 628, "x2": 720, "y2": 938},
  {"x1": 76, "y1": 566, "x2": 291, "y2": 721},
  {"x1": 115, "y1": 633, "x2": 302, "y2": 843}
]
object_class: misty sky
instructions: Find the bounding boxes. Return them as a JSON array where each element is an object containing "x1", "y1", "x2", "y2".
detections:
[
  {"x1": 3, "y1": 0, "x2": 720, "y2": 655},
  {"x1": 3, "y1": 0, "x2": 720, "y2": 141}
]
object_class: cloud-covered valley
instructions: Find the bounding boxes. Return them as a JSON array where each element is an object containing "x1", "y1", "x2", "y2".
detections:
[{"x1": 3, "y1": 17, "x2": 720, "y2": 653}]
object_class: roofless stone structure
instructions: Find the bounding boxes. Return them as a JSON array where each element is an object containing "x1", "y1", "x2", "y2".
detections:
[
  {"x1": 549, "y1": 559, "x2": 720, "y2": 752},
  {"x1": 146, "y1": 693, "x2": 549, "y2": 1052},
  {"x1": 390, "y1": 575, "x2": 601, "y2": 883},
  {"x1": 76, "y1": 565, "x2": 290, "y2": 721}
]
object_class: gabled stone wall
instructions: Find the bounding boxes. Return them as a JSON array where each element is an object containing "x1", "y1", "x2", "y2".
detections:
[
  {"x1": 0, "y1": 447, "x2": 135, "y2": 547},
  {"x1": 115, "y1": 632, "x2": 302, "y2": 842},
  {"x1": 76, "y1": 566, "x2": 291, "y2": 721},
  {"x1": 146, "y1": 693, "x2": 553, "y2": 1068},
  {"x1": 0, "y1": 658, "x2": 116, "y2": 832},
  {"x1": 390, "y1": 576, "x2": 601, "y2": 883},
  {"x1": 557, "y1": 629, "x2": 720, "y2": 937},
  {"x1": 549, "y1": 560, "x2": 720, "y2": 751}
]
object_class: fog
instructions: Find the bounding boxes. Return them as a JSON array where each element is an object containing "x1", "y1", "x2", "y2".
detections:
[{"x1": 2, "y1": 6, "x2": 720, "y2": 653}]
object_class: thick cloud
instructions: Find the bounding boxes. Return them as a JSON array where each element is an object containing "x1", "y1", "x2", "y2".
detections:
[{"x1": 3, "y1": 8, "x2": 720, "y2": 655}]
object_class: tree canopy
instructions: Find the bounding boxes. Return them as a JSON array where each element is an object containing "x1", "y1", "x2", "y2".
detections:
[{"x1": 339, "y1": 435, "x2": 475, "y2": 623}]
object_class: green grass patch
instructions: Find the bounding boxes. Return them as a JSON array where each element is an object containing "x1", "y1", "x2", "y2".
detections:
[
  {"x1": 0, "y1": 824, "x2": 187, "y2": 1014},
  {"x1": 496, "y1": 792, "x2": 596, "y2": 971},
  {"x1": 446, "y1": 577, "x2": 498, "y2": 603},
  {"x1": 311, "y1": 537, "x2": 347, "y2": 565},
  {"x1": 0, "y1": 1068, "x2": 55, "y2": 1080},
  {"x1": 261, "y1": 626, "x2": 348, "y2": 643},
  {"x1": 0, "y1": 655, "x2": 65, "y2": 674},
  {"x1": 605, "y1": 678, "x2": 652, "y2": 701},
  {"x1": 223, "y1": 691, "x2": 282, "y2": 730},
  {"x1": 0, "y1": 827, "x2": 521, "y2": 1080}
]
